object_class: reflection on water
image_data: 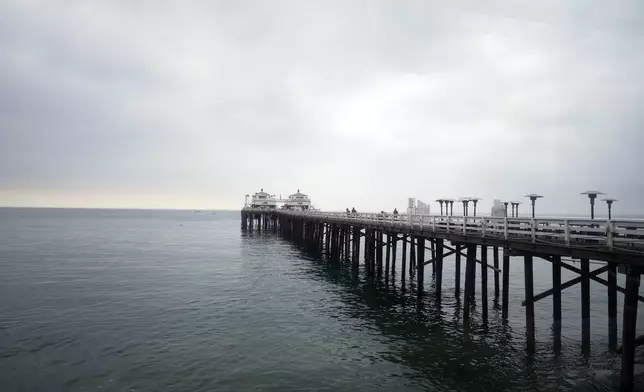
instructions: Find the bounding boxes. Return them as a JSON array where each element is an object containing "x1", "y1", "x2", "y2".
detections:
[{"x1": 0, "y1": 209, "x2": 639, "y2": 392}]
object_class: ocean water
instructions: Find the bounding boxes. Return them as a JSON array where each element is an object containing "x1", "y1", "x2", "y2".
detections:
[{"x1": 0, "y1": 208, "x2": 642, "y2": 392}]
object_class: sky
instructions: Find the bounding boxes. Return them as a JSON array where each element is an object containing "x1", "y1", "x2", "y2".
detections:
[{"x1": 1, "y1": 0, "x2": 643, "y2": 215}]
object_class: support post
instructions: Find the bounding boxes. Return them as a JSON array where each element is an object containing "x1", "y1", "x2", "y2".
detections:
[
  {"x1": 410, "y1": 235, "x2": 416, "y2": 278},
  {"x1": 467, "y1": 246, "x2": 476, "y2": 303},
  {"x1": 552, "y1": 255, "x2": 562, "y2": 354},
  {"x1": 385, "y1": 234, "x2": 391, "y2": 282},
  {"x1": 608, "y1": 262, "x2": 618, "y2": 351},
  {"x1": 364, "y1": 229, "x2": 370, "y2": 274},
  {"x1": 620, "y1": 267, "x2": 640, "y2": 392},
  {"x1": 431, "y1": 239, "x2": 436, "y2": 275},
  {"x1": 481, "y1": 245, "x2": 488, "y2": 321},
  {"x1": 436, "y1": 239, "x2": 443, "y2": 299},
  {"x1": 391, "y1": 234, "x2": 397, "y2": 277},
  {"x1": 502, "y1": 250, "x2": 510, "y2": 320},
  {"x1": 417, "y1": 237, "x2": 425, "y2": 297},
  {"x1": 352, "y1": 227, "x2": 359, "y2": 271},
  {"x1": 325, "y1": 223, "x2": 330, "y2": 256},
  {"x1": 493, "y1": 247, "x2": 500, "y2": 297},
  {"x1": 401, "y1": 235, "x2": 407, "y2": 282},
  {"x1": 377, "y1": 231, "x2": 383, "y2": 280},
  {"x1": 581, "y1": 258, "x2": 590, "y2": 355},
  {"x1": 455, "y1": 244, "x2": 461, "y2": 297},
  {"x1": 464, "y1": 244, "x2": 476, "y2": 320},
  {"x1": 524, "y1": 254, "x2": 535, "y2": 353},
  {"x1": 345, "y1": 226, "x2": 350, "y2": 261}
]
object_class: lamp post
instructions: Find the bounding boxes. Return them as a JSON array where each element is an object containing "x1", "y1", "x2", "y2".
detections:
[
  {"x1": 445, "y1": 199, "x2": 455, "y2": 216},
  {"x1": 503, "y1": 201, "x2": 510, "y2": 217},
  {"x1": 511, "y1": 201, "x2": 522, "y2": 217},
  {"x1": 581, "y1": 191, "x2": 605, "y2": 220},
  {"x1": 459, "y1": 197, "x2": 470, "y2": 216},
  {"x1": 601, "y1": 197, "x2": 617, "y2": 220},
  {"x1": 436, "y1": 199, "x2": 445, "y2": 216},
  {"x1": 524, "y1": 194, "x2": 543, "y2": 218},
  {"x1": 469, "y1": 197, "x2": 481, "y2": 216}
]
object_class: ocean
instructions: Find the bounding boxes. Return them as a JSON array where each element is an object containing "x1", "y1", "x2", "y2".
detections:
[{"x1": 0, "y1": 208, "x2": 642, "y2": 391}]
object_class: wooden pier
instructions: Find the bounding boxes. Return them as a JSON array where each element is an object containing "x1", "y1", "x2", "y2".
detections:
[{"x1": 241, "y1": 208, "x2": 644, "y2": 391}]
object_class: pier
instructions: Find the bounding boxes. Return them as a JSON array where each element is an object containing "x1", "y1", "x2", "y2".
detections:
[{"x1": 241, "y1": 207, "x2": 644, "y2": 391}]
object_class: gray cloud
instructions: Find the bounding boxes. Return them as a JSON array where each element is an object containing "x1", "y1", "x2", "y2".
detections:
[{"x1": 1, "y1": 0, "x2": 643, "y2": 215}]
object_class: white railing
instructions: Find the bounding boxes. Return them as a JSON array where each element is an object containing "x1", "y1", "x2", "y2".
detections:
[{"x1": 247, "y1": 208, "x2": 644, "y2": 252}]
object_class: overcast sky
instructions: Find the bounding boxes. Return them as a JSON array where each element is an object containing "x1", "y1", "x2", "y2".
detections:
[{"x1": 1, "y1": 1, "x2": 643, "y2": 215}]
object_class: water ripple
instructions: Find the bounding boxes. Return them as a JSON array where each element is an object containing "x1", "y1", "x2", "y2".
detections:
[{"x1": 0, "y1": 209, "x2": 642, "y2": 391}]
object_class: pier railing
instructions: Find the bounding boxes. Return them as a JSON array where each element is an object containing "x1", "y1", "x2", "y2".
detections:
[{"x1": 265, "y1": 210, "x2": 644, "y2": 252}]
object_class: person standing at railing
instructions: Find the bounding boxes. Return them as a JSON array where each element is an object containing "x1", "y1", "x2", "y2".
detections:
[
  {"x1": 346, "y1": 208, "x2": 350, "y2": 215},
  {"x1": 351, "y1": 207, "x2": 356, "y2": 214},
  {"x1": 393, "y1": 208, "x2": 398, "y2": 216}
]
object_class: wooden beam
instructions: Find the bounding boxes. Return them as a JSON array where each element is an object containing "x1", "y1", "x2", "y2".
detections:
[
  {"x1": 543, "y1": 257, "x2": 644, "y2": 302},
  {"x1": 422, "y1": 249, "x2": 456, "y2": 266},
  {"x1": 616, "y1": 334, "x2": 644, "y2": 354},
  {"x1": 522, "y1": 265, "x2": 609, "y2": 306},
  {"x1": 441, "y1": 243, "x2": 502, "y2": 273}
]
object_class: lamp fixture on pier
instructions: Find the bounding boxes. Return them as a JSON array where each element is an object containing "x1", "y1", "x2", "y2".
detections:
[
  {"x1": 581, "y1": 191, "x2": 605, "y2": 220},
  {"x1": 503, "y1": 201, "x2": 510, "y2": 217},
  {"x1": 601, "y1": 197, "x2": 617, "y2": 220},
  {"x1": 469, "y1": 197, "x2": 482, "y2": 216},
  {"x1": 459, "y1": 197, "x2": 470, "y2": 216},
  {"x1": 510, "y1": 201, "x2": 522, "y2": 217},
  {"x1": 524, "y1": 194, "x2": 543, "y2": 218},
  {"x1": 435, "y1": 199, "x2": 446, "y2": 216},
  {"x1": 444, "y1": 199, "x2": 455, "y2": 216}
]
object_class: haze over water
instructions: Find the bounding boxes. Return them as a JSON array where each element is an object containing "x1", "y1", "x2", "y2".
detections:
[{"x1": 1, "y1": 208, "x2": 642, "y2": 391}]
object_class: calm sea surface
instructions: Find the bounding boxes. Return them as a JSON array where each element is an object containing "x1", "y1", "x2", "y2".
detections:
[{"x1": 1, "y1": 208, "x2": 642, "y2": 391}]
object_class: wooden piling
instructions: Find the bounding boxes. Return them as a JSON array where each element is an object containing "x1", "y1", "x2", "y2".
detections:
[
  {"x1": 391, "y1": 234, "x2": 397, "y2": 277},
  {"x1": 431, "y1": 239, "x2": 436, "y2": 275},
  {"x1": 502, "y1": 251, "x2": 510, "y2": 320},
  {"x1": 455, "y1": 244, "x2": 461, "y2": 297},
  {"x1": 524, "y1": 254, "x2": 535, "y2": 353},
  {"x1": 493, "y1": 247, "x2": 500, "y2": 297},
  {"x1": 353, "y1": 227, "x2": 360, "y2": 271},
  {"x1": 345, "y1": 226, "x2": 350, "y2": 261},
  {"x1": 410, "y1": 235, "x2": 416, "y2": 278},
  {"x1": 608, "y1": 262, "x2": 618, "y2": 351},
  {"x1": 581, "y1": 258, "x2": 590, "y2": 355},
  {"x1": 365, "y1": 229, "x2": 372, "y2": 276},
  {"x1": 464, "y1": 244, "x2": 476, "y2": 320},
  {"x1": 417, "y1": 237, "x2": 425, "y2": 297},
  {"x1": 373, "y1": 229, "x2": 377, "y2": 273},
  {"x1": 325, "y1": 223, "x2": 330, "y2": 256},
  {"x1": 467, "y1": 246, "x2": 476, "y2": 303},
  {"x1": 481, "y1": 245, "x2": 488, "y2": 320},
  {"x1": 401, "y1": 235, "x2": 407, "y2": 282},
  {"x1": 552, "y1": 255, "x2": 562, "y2": 354},
  {"x1": 377, "y1": 231, "x2": 383, "y2": 279},
  {"x1": 620, "y1": 267, "x2": 640, "y2": 392},
  {"x1": 385, "y1": 234, "x2": 391, "y2": 282},
  {"x1": 337, "y1": 225, "x2": 344, "y2": 259},
  {"x1": 436, "y1": 239, "x2": 443, "y2": 299}
]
